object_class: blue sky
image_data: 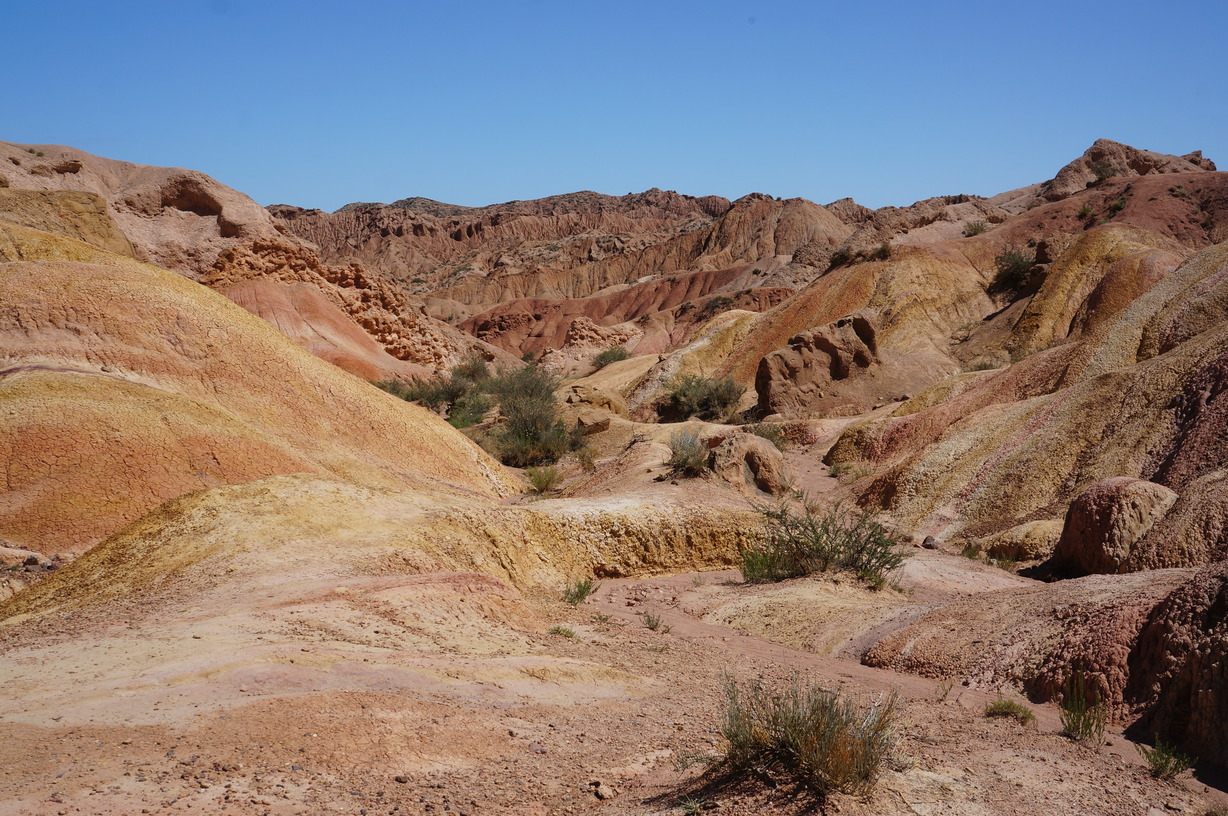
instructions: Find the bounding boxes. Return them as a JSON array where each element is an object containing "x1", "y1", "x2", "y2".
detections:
[{"x1": 7, "y1": 0, "x2": 1226, "y2": 212}]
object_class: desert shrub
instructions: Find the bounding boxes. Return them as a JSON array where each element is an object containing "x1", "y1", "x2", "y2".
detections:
[
  {"x1": 744, "y1": 422, "x2": 789, "y2": 451},
  {"x1": 741, "y1": 499, "x2": 907, "y2": 586},
  {"x1": 665, "y1": 374, "x2": 744, "y2": 421},
  {"x1": 1106, "y1": 197, "x2": 1126, "y2": 217},
  {"x1": 446, "y1": 390, "x2": 492, "y2": 428},
  {"x1": 487, "y1": 366, "x2": 570, "y2": 466},
  {"x1": 373, "y1": 379, "x2": 413, "y2": 399},
  {"x1": 562, "y1": 577, "x2": 599, "y2": 605},
  {"x1": 641, "y1": 611, "x2": 670, "y2": 632},
  {"x1": 526, "y1": 464, "x2": 562, "y2": 494},
  {"x1": 1060, "y1": 670, "x2": 1107, "y2": 745},
  {"x1": 666, "y1": 430, "x2": 708, "y2": 477},
  {"x1": 1077, "y1": 202, "x2": 1094, "y2": 219},
  {"x1": 994, "y1": 247, "x2": 1034, "y2": 288},
  {"x1": 828, "y1": 246, "x2": 854, "y2": 268},
  {"x1": 591, "y1": 346, "x2": 630, "y2": 370},
  {"x1": 451, "y1": 354, "x2": 490, "y2": 383},
  {"x1": 1136, "y1": 736, "x2": 1195, "y2": 779},
  {"x1": 963, "y1": 220, "x2": 988, "y2": 236},
  {"x1": 965, "y1": 359, "x2": 1001, "y2": 372},
  {"x1": 486, "y1": 365, "x2": 559, "y2": 404},
  {"x1": 720, "y1": 676, "x2": 898, "y2": 796},
  {"x1": 696, "y1": 295, "x2": 734, "y2": 321},
  {"x1": 869, "y1": 242, "x2": 892, "y2": 261},
  {"x1": 984, "y1": 697, "x2": 1035, "y2": 725},
  {"x1": 547, "y1": 625, "x2": 576, "y2": 639},
  {"x1": 1090, "y1": 159, "x2": 1117, "y2": 182}
]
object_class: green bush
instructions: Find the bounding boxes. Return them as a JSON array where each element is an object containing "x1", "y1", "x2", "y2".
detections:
[
  {"x1": 665, "y1": 374, "x2": 744, "y2": 421},
  {"x1": 526, "y1": 464, "x2": 563, "y2": 494},
  {"x1": 446, "y1": 391, "x2": 492, "y2": 428},
  {"x1": 741, "y1": 499, "x2": 907, "y2": 586},
  {"x1": 547, "y1": 625, "x2": 577, "y2": 639},
  {"x1": 1060, "y1": 670, "x2": 1107, "y2": 745},
  {"x1": 562, "y1": 577, "x2": 600, "y2": 605},
  {"x1": 720, "y1": 676, "x2": 898, "y2": 796},
  {"x1": 666, "y1": 430, "x2": 708, "y2": 477},
  {"x1": 984, "y1": 697, "x2": 1036, "y2": 725},
  {"x1": 963, "y1": 220, "x2": 988, "y2": 236},
  {"x1": 641, "y1": 611, "x2": 670, "y2": 632},
  {"x1": 994, "y1": 247, "x2": 1035, "y2": 289},
  {"x1": 591, "y1": 346, "x2": 631, "y2": 370},
  {"x1": 487, "y1": 367, "x2": 570, "y2": 466},
  {"x1": 1077, "y1": 202, "x2": 1094, "y2": 219},
  {"x1": 1136, "y1": 736, "x2": 1194, "y2": 779},
  {"x1": 869, "y1": 242, "x2": 892, "y2": 261}
]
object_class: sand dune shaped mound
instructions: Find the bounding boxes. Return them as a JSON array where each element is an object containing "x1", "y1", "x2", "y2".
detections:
[{"x1": 0, "y1": 242, "x2": 516, "y2": 557}]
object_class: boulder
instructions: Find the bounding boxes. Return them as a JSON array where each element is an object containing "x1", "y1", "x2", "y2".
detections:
[
  {"x1": 573, "y1": 410, "x2": 611, "y2": 436},
  {"x1": 1052, "y1": 478, "x2": 1177, "y2": 575},
  {"x1": 982, "y1": 519, "x2": 1064, "y2": 561},
  {"x1": 708, "y1": 433, "x2": 792, "y2": 496}
]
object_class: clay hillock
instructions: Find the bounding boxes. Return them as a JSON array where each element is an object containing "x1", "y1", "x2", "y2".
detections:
[
  {"x1": 0, "y1": 227, "x2": 517, "y2": 557},
  {"x1": 1, "y1": 142, "x2": 510, "y2": 379}
]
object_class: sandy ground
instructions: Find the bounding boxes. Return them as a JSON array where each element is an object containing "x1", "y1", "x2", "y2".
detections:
[{"x1": 2, "y1": 549, "x2": 1224, "y2": 816}]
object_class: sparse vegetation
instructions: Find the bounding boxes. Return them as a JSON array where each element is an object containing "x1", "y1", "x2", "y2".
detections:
[
  {"x1": 641, "y1": 612, "x2": 670, "y2": 632},
  {"x1": 1106, "y1": 197, "x2": 1126, "y2": 217},
  {"x1": 828, "y1": 246, "x2": 854, "y2": 268},
  {"x1": 963, "y1": 220, "x2": 988, "y2": 236},
  {"x1": 562, "y1": 577, "x2": 600, "y2": 606},
  {"x1": 985, "y1": 697, "x2": 1036, "y2": 725},
  {"x1": 960, "y1": 542, "x2": 982, "y2": 559},
  {"x1": 869, "y1": 242, "x2": 892, "y2": 261},
  {"x1": 547, "y1": 625, "x2": 577, "y2": 639},
  {"x1": 719, "y1": 676, "x2": 899, "y2": 796},
  {"x1": 591, "y1": 346, "x2": 630, "y2": 370},
  {"x1": 1077, "y1": 202, "x2": 1094, "y2": 219},
  {"x1": 741, "y1": 498, "x2": 907, "y2": 586},
  {"x1": 1060, "y1": 670, "x2": 1107, "y2": 745},
  {"x1": 964, "y1": 359, "x2": 1001, "y2": 372},
  {"x1": 526, "y1": 464, "x2": 562, "y2": 494},
  {"x1": 696, "y1": 295, "x2": 734, "y2": 321},
  {"x1": 994, "y1": 247, "x2": 1034, "y2": 288},
  {"x1": 666, "y1": 430, "x2": 709, "y2": 477},
  {"x1": 1089, "y1": 160, "x2": 1117, "y2": 182},
  {"x1": 662, "y1": 374, "x2": 744, "y2": 422},
  {"x1": 743, "y1": 422, "x2": 789, "y2": 451},
  {"x1": 1136, "y1": 736, "x2": 1195, "y2": 779}
]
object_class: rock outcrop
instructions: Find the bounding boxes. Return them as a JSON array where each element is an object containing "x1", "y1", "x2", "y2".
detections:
[
  {"x1": 1129, "y1": 561, "x2": 1228, "y2": 766},
  {"x1": 1044, "y1": 139, "x2": 1217, "y2": 201},
  {"x1": 707, "y1": 433, "x2": 793, "y2": 496}
]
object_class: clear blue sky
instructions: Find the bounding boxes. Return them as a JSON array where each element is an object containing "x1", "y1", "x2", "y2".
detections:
[{"x1": 7, "y1": 0, "x2": 1226, "y2": 212}]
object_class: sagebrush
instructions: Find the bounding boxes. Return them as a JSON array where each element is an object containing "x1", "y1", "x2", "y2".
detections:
[
  {"x1": 666, "y1": 430, "x2": 708, "y2": 477},
  {"x1": 720, "y1": 676, "x2": 898, "y2": 795},
  {"x1": 742, "y1": 498, "x2": 907, "y2": 586},
  {"x1": 1136, "y1": 735, "x2": 1194, "y2": 779}
]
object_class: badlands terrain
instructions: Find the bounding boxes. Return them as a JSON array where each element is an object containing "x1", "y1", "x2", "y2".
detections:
[{"x1": 2, "y1": 137, "x2": 1228, "y2": 815}]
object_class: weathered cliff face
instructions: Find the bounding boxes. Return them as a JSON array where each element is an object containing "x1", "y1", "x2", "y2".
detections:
[{"x1": 271, "y1": 192, "x2": 853, "y2": 310}]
